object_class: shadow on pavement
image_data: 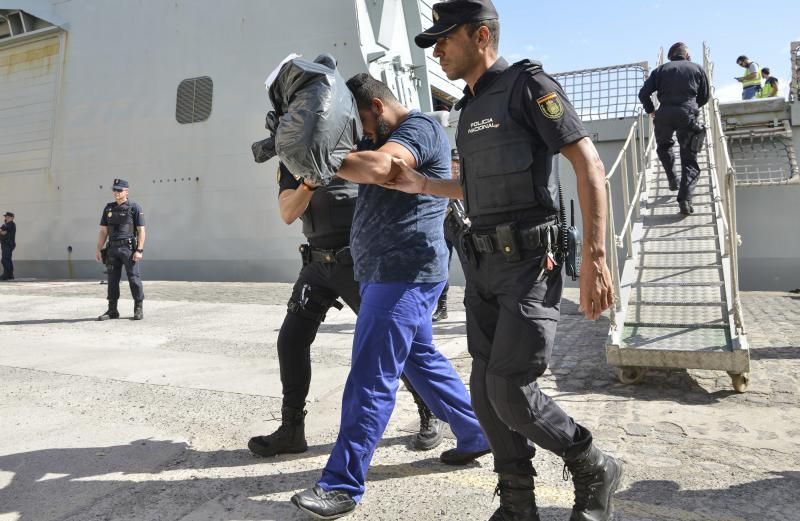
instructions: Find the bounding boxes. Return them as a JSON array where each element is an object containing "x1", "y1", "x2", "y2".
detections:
[
  {"x1": 0, "y1": 436, "x2": 464, "y2": 521},
  {"x1": 0, "y1": 318, "x2": 99, "y2": 326},
  {"x1": 617, "y1": 472, "x2": 800, "y2": 521}
]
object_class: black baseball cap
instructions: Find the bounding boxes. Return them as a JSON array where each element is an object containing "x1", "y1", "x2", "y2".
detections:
[
  {"x1": 414, "y1": 0, "x2": 499, "y2": 49},
  {"x1": 3, "y1": 211, "x2": 13, "y2": 218},
  {"x1": 112, "y1": 178, "x2": 129, "y2": 190}
]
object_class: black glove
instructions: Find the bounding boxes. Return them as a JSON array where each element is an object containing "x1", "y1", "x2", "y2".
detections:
[{"x1": 251, "y1": 136, "x2": 277, "y2": 163}]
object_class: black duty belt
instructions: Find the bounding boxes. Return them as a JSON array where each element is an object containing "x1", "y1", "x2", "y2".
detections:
[
  {"x1": 300, "y1": 245, "x2": 353, "y2": 264},
  {"x1": 470, "y1": 222, "x2": 559, "y2": 255},
  {"x1": 108, "y1": 238, "x2": 134, "y2": 247}
]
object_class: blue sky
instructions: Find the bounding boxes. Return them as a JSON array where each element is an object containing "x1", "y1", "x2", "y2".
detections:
[{"x1": 493, "y1": 0, "x2": 800, "y2": 101}]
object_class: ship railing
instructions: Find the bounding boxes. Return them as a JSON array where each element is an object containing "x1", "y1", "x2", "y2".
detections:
[
  {"x1": 602, "y1": 49, "x2": 663, "y2": 330},
  {"x1": 704, "y1": 42, "x2": 746, "y2": 336}
]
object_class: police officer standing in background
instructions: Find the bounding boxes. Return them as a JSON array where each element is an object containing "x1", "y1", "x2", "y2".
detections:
[
  {"x1": 0, "y1": 211, "x2": 16, "y2": 280},
  {"x1": 387, "y1": 1, "x2": 622, "y2": 519},
  {"x1": 95, "y1": 178, "x2": 146, "y2": 320},
  {"x1": 638, "y1": 42, "x2": 709, "y2": 216},
  {"x1": 247, "y1": 162, "x2": 443, "y2": 459}
]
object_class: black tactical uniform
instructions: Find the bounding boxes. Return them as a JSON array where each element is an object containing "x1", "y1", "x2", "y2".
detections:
[
  {"x1": 248, "y1": 163, "x2": 441, "y2": 458},
  {"x1": 456, "y1": 58, "x2": 621, "y2": 521},
  {"x1": 638, "y1": 56, "x2": 709, "y2": 214},
  {"x1": 98, "y1": 180, "x2": 145, "y2": 320}
]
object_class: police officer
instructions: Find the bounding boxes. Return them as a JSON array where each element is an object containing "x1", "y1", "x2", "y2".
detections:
[
  {"x1": 0, "y1": 211, "x2": 16, "y2": 280},
  {"x1": 385, "y1": 2, "x2": 622, "y2": 520},
  {"x1": 247, "y1": 163, "x2": 443, "y2": 459},
  {"x1": 95, "y1": 179, "x2": 145, "y2": 320},
  {"x1": 639, "y1": 42, "x2": 710, "y2": 215}
]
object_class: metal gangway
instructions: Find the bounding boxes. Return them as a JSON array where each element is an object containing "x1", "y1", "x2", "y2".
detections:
[{"x1": 602, "y1": 45, "x2": 750, "y2": 392}]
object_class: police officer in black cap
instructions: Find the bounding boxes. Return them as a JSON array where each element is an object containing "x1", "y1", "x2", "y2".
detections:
[
  {"x1": 247, "y1": 162, "x2": 443, "y2": 459},
  {"x1": 385, "y1": 1, "x2": 622, "y2": 520},
  {"x1": 96, "y1": 178, "x2": 146, "y2": 320},
  {"x1": 639, "y1": 42, "x2": 709, "y2": 215}
]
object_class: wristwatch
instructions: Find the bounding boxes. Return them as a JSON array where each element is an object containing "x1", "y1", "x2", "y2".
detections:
[{"x1": 135, "y1": 249, "x2": 144, "y2": 253}]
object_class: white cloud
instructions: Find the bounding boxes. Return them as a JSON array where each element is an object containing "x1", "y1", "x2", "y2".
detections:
[{"x1": 715, "y1": 82, "x2": 743, "y2": 103}]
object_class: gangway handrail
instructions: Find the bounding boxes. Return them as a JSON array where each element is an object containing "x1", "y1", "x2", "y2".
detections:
[
  {"x1": 703, "y1": 42, "x2": 746, "y2": 336},
  {"x1": 603, "y1": 50, "x2": 662, "y2": 330}
]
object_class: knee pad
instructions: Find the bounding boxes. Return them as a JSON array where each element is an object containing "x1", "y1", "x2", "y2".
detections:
[{"x1": 286, "y1": 283, "x2": 343, "y2": 323}]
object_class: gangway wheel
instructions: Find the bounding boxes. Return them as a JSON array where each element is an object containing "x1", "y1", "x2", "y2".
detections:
[
  {"x1": 616, "y1": 366, "x2": 645, "y2": 385},
  {"x1": 728, "y1": 372, "x2": 750, "y2": 393}
]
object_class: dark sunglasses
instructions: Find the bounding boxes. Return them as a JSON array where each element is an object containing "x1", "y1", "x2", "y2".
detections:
[{"x1": 112, "y1": 188, "x2": 124, "y2": 193}]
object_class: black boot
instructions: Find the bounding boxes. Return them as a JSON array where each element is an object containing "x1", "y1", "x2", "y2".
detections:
[
  {"x1": 488, "y1": 473, "x2": 540, "y2": 521},
  {"x1": 133, "y1": 300, "x2": 143, "y2": 320},
  {"x1": 292, "y1": 485, "x2": 356, "y2": 519},
  {"x1": 432, "y1": 295, "x2": 448, "y2": 322},
  {"x1": 563, "y1": 445, "x2": 623, "y2": 521},
  {"x1": 679, "y1": 200, "x2": 694, "y2": 215},
  {"x1": 98, "y1": 300, "x2": 120, "y2": 321},
  {"x1": 410, "y1": 397, "x2": 443, "y2": 451},
  {"x1": 248, "y1": 406, "x2": 308, "y2": 457}
]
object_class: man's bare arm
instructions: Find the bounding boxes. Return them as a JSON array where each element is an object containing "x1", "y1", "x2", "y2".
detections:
[
  {"x1": 278, "y1": 183, "x2": 315, "y2": 224},
  {"x1": 382, "y1": 158, "x2": 464, "y2": 199},
  {"x1": 335, "y1": 150, "x2": 397, "y2": 185},
  {"x1": 561, "y1": 137, "x2": 614, "y2": 321},
  {"x1": 95, "y1": 226, "x2": 108, "y2": 261}
]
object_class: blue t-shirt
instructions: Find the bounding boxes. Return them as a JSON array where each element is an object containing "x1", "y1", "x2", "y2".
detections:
[{"x1": 350, "y1": 111, "x2": 450, "y2": 283}]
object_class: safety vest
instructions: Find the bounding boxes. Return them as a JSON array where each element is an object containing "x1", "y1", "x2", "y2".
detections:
[
  {"x1": 741, "y1": 63, "x2": 762, "y2": 88},
  {"x1": 456, "y1": 60, "x2": 557, "y2": 218},
  {"x1": 757, "y1": 80, "x2": 775, "y2": 98},
  {"x1": 301, "y1": 176, "x2": 358, "y2": 246}
]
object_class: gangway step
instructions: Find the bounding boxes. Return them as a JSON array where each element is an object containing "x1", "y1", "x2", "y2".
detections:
[
  {"x1": 643, "y1": 215, "x2": 716, "y2": 226},
  {"x1": 638, "y1": 251, "x2": 720, "y2": 267},
  {"x1": 628, "y1": 285, "x2": 725, "y2": 303},
  {"x1": 625, "y1": 303, "x2": 728, "y2": 327},
  {"x1": 608, "y1": 325, "x2": 745, "y2": 373}
]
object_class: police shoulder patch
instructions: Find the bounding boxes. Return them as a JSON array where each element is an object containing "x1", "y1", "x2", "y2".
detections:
[{"x1": 537, "y1": 92, "x2": 565, "y2": 120}]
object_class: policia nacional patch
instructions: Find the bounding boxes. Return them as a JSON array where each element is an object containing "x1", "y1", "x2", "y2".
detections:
[{"x1": 537, "y1": 92, "x2": 565, "y2": 120}]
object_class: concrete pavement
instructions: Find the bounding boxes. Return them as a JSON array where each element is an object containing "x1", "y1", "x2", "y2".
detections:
[{"x1": 1, "y1": 280, "x2": 798, "y2": 520}]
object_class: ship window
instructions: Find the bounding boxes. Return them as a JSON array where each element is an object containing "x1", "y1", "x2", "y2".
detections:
[{"x1": 176, "y1": 76, "x2": 213, "y2": 124}]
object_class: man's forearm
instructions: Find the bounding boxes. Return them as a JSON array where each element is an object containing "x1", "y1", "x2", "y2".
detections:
[
  {"x1": 421, "y1": 177, "x2": 463, "y2": 200},
  {"x1": 136, "y1": 227, "x2": 145, "y2": 250},
  {"x1": 564, "y1": 138, "x2": 607, "y2": 260},
  {"x1": 336, "y1": 151, "x2": 394, "y2": 184},
  {"x1": 96, "y1": 229, "x2": 108, "y2": 250},
  {"x1": 279, "y1": 186, "x2": 314, "y2": 224}
]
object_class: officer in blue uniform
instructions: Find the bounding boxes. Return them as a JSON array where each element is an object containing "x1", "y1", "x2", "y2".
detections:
[
  {"x1": 639, "y1": 42, "x2": 709, "y2": 215},
  {"x1": 0, "y1": 211, "x2": 16, "y2": 280},
  {"x1": 383, "y1": 2, "x2": 623, "y2": 520},
  {"x1": 291, "y1": 74, "x2": 489, "y2": 519},
  {"x1": 96, "y1": 178, "x2": 145, "y2": 320},
  {"x1": 247, "y1": 162, "x2": 443, "y2": 459}
]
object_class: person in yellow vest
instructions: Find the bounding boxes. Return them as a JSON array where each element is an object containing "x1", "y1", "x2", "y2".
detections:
[
  {"x1": 756, "y1": 68, "x2": 779, "y2": 98},
  {"x1": 736, "y1": 55, "x2": 762, "y2": 99}
]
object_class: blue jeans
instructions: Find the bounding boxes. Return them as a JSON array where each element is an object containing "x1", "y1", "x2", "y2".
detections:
[
  {"x1": 742, "y1": 85, "x2": 760, "y2": 100},
  {"x1": 318, "y1": 281, "x2": 488, "y2": 502}
]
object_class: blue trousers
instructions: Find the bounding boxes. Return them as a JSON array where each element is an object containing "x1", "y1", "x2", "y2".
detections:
[
  {"x1": 742, "y1": 85, "x2": 760, "y2": 100},
  {"x1": 318, "y1": 281, "x2": 488, "y2": 502}
]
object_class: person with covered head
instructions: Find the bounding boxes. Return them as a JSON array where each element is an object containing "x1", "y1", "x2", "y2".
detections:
[
  {"x1": 290, "y1": 73, "x2": 489, "y2": 520},
  {"x1": 639, "y1": 42, "x2": 710, "y2": 215},
  {"x1": 384, "y1": 1, "x2": 623, "y2": 519},
  {"x1": 246, "y1": 161, "x2": 444, "y2": 459}
]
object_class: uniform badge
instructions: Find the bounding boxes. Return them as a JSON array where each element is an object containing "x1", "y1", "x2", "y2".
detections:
[
  {"x1": 107, "y1": 211, "x2": 112, "y2": 218},
  {"x1": 537, "y1": 92, "x2": 565, "y2": 120}
]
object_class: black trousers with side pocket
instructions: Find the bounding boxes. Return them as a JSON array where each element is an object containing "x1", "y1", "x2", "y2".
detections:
[{"x1": 464, "y1": 245, "x2": 593, "y2": 476}]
